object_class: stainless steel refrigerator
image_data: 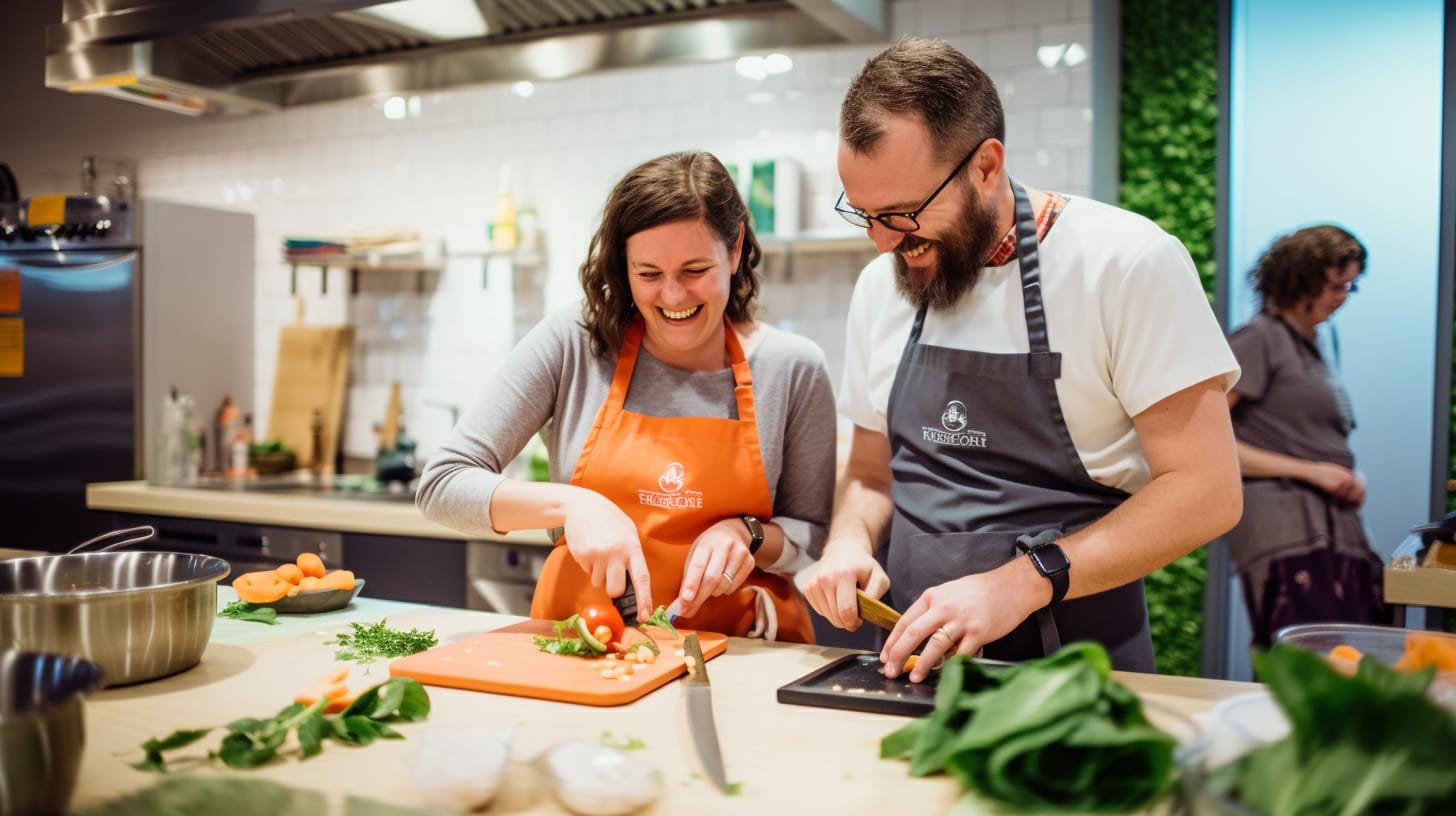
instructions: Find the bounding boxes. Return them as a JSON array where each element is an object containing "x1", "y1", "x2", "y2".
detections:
[{"x1": 0, "y1": 194, "x2": 254, "y2": 552}]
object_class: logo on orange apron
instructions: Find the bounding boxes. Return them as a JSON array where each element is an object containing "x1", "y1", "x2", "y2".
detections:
[{"x1": 639, "y1": 461, "x2": 704, "y2": 508}]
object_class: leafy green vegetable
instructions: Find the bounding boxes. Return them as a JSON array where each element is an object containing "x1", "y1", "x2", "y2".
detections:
[
  {"x1": 330, "y1": 619, "x2": 438, "y2": 664},
  {"x1": 881, "y1": 642, "x2": 1176, "y2": 812},
  {"x1": 600, "y1": 731, "x2": 646, "y2": 751},
  {"x1": 218, "y1": 600, "x2": 278, "y2": 625},
  {"x1": 1206, "y1": 645, "x2": 1456, "y2": 815},
  {"x1": 533, "y1": 614, "x2": 607, "y2": 656},
  {"x1": 639, "y1": 605, "x2": 678, "y2": 638},
  {"x1": 135, "y1": 677, "x2": 430, "y2": 772}
]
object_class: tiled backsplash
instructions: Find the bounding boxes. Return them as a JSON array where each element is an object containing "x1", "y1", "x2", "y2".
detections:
[{"x1": 11, "y1": 0, "x2": 1093, "y2": 466}]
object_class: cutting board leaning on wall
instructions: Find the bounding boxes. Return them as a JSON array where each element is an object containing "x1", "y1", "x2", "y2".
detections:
[{"x1": 267, "y1": 310, "x2": 353, "y2": 470}]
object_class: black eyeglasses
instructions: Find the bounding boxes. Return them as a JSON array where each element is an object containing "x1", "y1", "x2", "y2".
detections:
[{"x1": 835, "y1": 138, "x2": 988, "y2": 233}]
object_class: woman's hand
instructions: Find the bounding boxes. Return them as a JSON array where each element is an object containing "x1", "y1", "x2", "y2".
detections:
[
  {"x1": 562, "y1": 489, "x2": 653, "y2": 620},
  {"x1": 676, "y1": 518, "x2": 756, "y2": 618},
  {"x1": 1303, "y1": 461, "x2": 1363, "y2": 506}
]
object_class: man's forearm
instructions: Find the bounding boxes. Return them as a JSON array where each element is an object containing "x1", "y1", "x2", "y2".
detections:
[
  {"x1": 1235, "y1": 440, "x2": 1316, "y2": 481},
  {"x1": 1055, "y1": 464, "x2": 1241, "y2": 601},
  {"x1": 826, "y1": 476, "x2": 895, "y2": 556}
]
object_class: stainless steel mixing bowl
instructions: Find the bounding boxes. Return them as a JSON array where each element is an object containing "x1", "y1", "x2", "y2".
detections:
[
  {"x1": 0, "y1": 651, "x2": 104, "y2": 815},
  {"x1": 0, "y1": 549, "x2": 230, "y2": 687}
]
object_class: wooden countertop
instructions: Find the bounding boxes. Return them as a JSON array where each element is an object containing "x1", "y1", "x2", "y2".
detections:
[
  {"x1": 67, "y1": 590, "x2": 1261, "y2": 815},
  {"x1": 86, "y1": 480, "x2": 551, "y2": 546}
]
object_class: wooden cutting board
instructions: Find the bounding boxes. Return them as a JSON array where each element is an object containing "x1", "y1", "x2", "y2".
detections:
[
  {"x1": 267, "y1": 325, "x2": 353, "y2": 468},
  {"x1": 389, "y1": 619, "x2": 728, "y2": 706}
]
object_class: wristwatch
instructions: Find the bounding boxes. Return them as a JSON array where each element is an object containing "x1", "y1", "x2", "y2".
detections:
[
  {"x1": 739, "y1": 514, "x2": 764, "y2": 555},
  {"x1": 1017, "y1": 537, "x2": 1070, "y2": 606}
]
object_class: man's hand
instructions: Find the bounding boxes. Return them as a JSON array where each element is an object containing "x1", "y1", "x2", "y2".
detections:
[
  {"x1": 562, "y1": 490, "x2": 652, "y2": 620},
  {"x1": 802, "y1": 544, "x2": 890, "y2": 631},
  {"x1": 879, "y1": 558, "x2": 1047, "y2": 683}
]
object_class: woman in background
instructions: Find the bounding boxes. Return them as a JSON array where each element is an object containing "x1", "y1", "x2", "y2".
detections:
[
  {"x1": 417, "y1": 151, "x2": 834, "y2": 642},
  {"x1": 1223, "y1": 224, "x2": 1389, "y2": 648}
]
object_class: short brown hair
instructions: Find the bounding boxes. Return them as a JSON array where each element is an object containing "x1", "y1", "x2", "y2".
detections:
[
  {"x1": 840, "y1": 36, "x2": 1005, "y2": 164},
  {"x1": 579, "y1": 151, "x2": 762, "y2": 357},
  {"x1": 1251, "y1": 225, "x2": 1367, "y2": 311}
]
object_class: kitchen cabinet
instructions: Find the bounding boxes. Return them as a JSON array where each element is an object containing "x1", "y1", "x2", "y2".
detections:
[{"x1": 86, "y1": 480, "x2": 552, "y2": 610}]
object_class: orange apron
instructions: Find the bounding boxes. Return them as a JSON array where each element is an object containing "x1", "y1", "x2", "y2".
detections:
[{"x1": 529, "y1": 316, "x2": 814, "y2": 643}]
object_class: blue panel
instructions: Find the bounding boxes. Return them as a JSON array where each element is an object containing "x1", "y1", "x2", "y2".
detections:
[{"x1": 1228, "y1": 0, "x2": 1445, "y2": 556}]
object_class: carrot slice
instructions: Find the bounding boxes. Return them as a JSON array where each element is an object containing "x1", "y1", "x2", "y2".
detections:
[
  {"x1": 1329, "y1": 644, "x2": 1363, "y2": 663},
  {"x1": 233, "y1": 570, "x2": 291, "y2": 604},
  {"x1": 295, "y1": 667, "x2": 356, "y2": 713}
]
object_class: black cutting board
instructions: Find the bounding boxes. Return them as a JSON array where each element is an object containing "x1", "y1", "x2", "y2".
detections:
[{"x1": 776, "y1": 652, "x2": 940, "y2": 716}]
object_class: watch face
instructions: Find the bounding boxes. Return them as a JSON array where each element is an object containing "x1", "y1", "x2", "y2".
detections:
[{"x1": 1030, "y1": 545, "x2": 1070, "y2": 576}]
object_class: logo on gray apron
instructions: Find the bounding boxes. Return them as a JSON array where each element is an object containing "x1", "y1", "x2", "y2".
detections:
[
  {"x1": 923, "y1": 400, "x2": 988, "y2": 448},
  {"x1": 639, "y1": 461, "x2": 704, "y2": 508}
]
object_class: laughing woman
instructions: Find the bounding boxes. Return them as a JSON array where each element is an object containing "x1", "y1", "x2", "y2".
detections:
[{"x1": 417, "y1": 152, "x2": 834, "y2": 642}]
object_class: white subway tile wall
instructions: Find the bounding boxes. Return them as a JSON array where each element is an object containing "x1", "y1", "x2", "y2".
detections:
[{"x1": 14, "y1": 0, "x2": 1092, "y2": 463}]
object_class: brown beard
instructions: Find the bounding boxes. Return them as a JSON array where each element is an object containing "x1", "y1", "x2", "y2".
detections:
[{"x1": 892, "y1": 182, "x2": 1002, "y2": 310}]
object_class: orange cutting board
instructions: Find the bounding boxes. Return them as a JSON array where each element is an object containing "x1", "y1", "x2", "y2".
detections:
[{"x1": 388, "y1": 619, "x2": 728, "y2": 706}]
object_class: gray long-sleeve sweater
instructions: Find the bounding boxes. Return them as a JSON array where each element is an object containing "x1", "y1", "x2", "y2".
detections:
[{"x1": 415, "y1": 307, "x2": 837, "y2": 572}]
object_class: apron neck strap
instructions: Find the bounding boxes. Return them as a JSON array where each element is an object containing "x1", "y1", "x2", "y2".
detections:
[
  {"x1": 606, "y1": 315, "x2": 756, "y2": 420},
  {"x1": 906, "y1": 177, "x2": 1047, "y2": 352}
]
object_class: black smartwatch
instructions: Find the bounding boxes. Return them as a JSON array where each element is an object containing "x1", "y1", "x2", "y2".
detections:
[
  {"x1": 739, "y1": 514, "x2": 764, "y2": 555},
  {"x1": 1017, "y1": 537, "x2": 1070, "y2": 606}
]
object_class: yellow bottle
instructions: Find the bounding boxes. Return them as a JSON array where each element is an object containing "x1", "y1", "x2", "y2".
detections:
[{"x1": 490, "y1": 166, "x2": 518, "y2": 252}]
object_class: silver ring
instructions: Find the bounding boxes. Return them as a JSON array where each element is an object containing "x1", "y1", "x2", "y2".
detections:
[
  {"x1": 933, "y1": 626, "x2": 955, "y2": 643},
  {"x1": 722, "y1": 570, "x2": 734, "y2": 583}
]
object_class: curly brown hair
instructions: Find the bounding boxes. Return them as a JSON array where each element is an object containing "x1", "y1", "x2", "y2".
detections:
[
  {"x1": 579, "y1": 151, "x2": 762, "y2": 357},
  {"x1": 840, "y1": 36, "x2": 1005, "y2": 165},
  {"x1": 1250, "y1": 224, "x2": 1367, "y2": 312}
]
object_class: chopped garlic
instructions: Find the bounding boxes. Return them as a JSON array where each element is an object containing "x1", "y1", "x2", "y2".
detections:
[
  {"x1": 411, "y1": 727, "x2": 512, "y2": 812},
  {"x1": 542, "y1": 740, "x2": 662, "y2": 816}
]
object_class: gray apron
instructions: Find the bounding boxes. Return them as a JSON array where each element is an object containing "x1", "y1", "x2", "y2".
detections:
[{"x1": 884, "y1": 179, "x2": 1155, "y2": 672}]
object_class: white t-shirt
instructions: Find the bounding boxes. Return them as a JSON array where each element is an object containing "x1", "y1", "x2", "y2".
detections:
[{"x1": 838, "y1": 194, "x2": 1240, "y2": 493}]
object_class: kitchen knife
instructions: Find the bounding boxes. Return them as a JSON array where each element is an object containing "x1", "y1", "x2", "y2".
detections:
[
  {"x1": 856, "y1": 588, "x2": 901, "y2": 632},
  {"x1": 682, "y1": 633, "x2": 731, "y2": 793}
]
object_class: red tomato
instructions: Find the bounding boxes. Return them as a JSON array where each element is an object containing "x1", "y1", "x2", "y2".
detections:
[{"x1": 580, "y1": 603, "x2": 625, "y2": 645}]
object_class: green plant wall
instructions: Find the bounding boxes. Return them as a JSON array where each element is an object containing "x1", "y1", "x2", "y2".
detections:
[{"x1": 1119, "y1": 0, "x2": 1219, "y2": 677}]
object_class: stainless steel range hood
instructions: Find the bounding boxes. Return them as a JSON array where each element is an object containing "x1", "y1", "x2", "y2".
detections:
[{"x1": 46, "y1": 0, "x2": 886, "y2": 116}]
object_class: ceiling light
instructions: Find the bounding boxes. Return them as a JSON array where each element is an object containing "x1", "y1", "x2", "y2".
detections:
[
  {"x1": 1063, "y1": 43, "x2": 1087, "y2": 67},
  {"x1": 355, "y1": 0, "x2": 487, "y2": 41},
  {"x1": 1036, "y1": 44, "x2": 1067, "y2": 69},
  {"x1": 735, "y1": 56, "x2": 767, "y2": 80},
  {"x1": 512, "y1": 81, "x2": 535, "y2": 98},
  {"x1": 763, "y1": 53, "x2": 793, "y2": 74},
  {"x1": 383, "y1": 95, "x2": 408, "y2": 119}
]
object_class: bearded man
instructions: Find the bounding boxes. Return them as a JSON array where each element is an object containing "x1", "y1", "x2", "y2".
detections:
[{"x1": 804, "y1": 37, "x2": 1244, "y2": 677}]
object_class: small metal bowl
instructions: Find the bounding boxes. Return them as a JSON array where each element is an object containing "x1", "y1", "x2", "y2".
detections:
[{"x1": 0, "y1": 651, "x2": 104, "y2": 816}]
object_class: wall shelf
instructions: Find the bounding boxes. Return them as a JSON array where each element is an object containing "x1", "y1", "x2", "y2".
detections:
[{"x1": 284, "y1": 248, "x2": 543, "y2": 294}]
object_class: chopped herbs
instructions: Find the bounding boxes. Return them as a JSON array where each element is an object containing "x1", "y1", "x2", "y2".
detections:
[
  {"x1": 134, "y1": 677, "x2": 431, "y2": 772},
  {"x1": 330, "y1": 619, "x2": 438, "y2": 664},
  {"x1": 600, "y1": 731, "x2": 646, "y2": 751},
  {"x1": 218, "y1": 600, "x2": 278, "y2": 625}
]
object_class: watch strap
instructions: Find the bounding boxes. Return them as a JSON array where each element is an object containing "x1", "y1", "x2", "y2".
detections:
[
  {"x1": 1015, "y1": 532, "x2": 1070, "y2": 606},
  {"x1": 739, "y1": 514, "x2": 764, "y2": 555}
]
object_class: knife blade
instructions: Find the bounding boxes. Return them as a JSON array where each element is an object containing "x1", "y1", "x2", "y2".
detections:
[
  {"x1": 856, "y1": 588, "x2": 901, "y2": 632},
  {"x1": 682, "y1": 633, "x2": 730, "y2": 792}
]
